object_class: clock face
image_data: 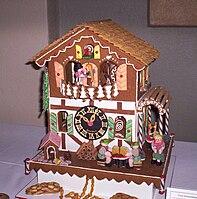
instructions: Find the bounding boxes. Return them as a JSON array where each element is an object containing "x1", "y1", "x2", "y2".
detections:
[{"x1": 74, "y1": 106, "x2": 108, "y2": 140}]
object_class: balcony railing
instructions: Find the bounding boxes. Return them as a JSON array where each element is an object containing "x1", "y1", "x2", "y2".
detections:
[{"x1": 60, "y1": 80, "x2": 119, "y2": 100}]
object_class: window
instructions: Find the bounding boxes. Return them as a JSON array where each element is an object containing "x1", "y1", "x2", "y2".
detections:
[
  {"x1": 58, "y1": 111, "x2": 68, "y2": 132},
  {"x1": 100, "y1": 61, "x2": 117, "y2": 85}
]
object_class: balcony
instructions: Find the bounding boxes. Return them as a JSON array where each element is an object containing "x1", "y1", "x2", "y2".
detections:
[{"x1": 60, "y1": 80, "x2": 119, "y2": 100}]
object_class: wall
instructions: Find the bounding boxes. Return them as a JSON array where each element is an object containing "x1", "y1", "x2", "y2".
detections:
[
  {"x1": 0, "y1": 0, "x2": 48, "y2": 126},
  {"x1": 58, "y1": 0, "x2": 197, "y2": 142}
]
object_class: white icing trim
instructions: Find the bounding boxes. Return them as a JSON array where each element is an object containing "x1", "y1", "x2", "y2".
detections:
[
  {"x1": 32, "y1": 161, "x2": 161, "y2": 180},
  {"x1": 35, "y1": 28, "x2": 144, "y2": 71},
  {"x1": 36, "y1": 28, "x2": 86, "y2": 66}
]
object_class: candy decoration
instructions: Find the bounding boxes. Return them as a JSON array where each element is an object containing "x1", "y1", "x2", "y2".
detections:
[
  {"x1": 138, "y1": 113, "x2": 143, "y2": 151},
  {"x1": 159, "y1": 175, "x2": 166, "y2": 194},
  {"x1": 112, "y1": 82, "x2": 119, "y2": 97},
  {"x1": 42, "y1": 71, "x2": 49, "y2": 111},
  {"x1": 87, "y1": 87, "x2": 95, "y2": 99},
  {"x1": 60, "y1": 80, "x2": 66, "y2": 96},
  {"x1": 105, "y1": 85, "x2": 112, "y2": 99},
  {"x1": 73, "y1": 86, "x2": 78, "y2": 98},
  {"x1": 67, "y1": 114, "x2": 73, "y2": 135},
  {"x1": 148, "y1": 105, "x2": 152, "y2": 124},
  {"x1": 97, "y1": 84, "x2": 105, "y2": 99},
  {"x1": 108, "y1": 117, "x2": 115, "y2": 139},
  {"x1": 126, "y1": 120, "x2": 132, "y2": 142},
  {"x1": 50, "y1": 112, "x2": 57, "y2": 132},
  {"x1": 94, "y1": 45, "x2": 100, "y2": 59},
  {"x1": 158, "y1": 114, "x2": 164, "y2": 135},
  {"x1": 76, "y1": 45, "x2": 82, "y2": 59},
  {"x1": 165, "y1": 108, "x2": 170, "y2": 135},
  {"x1": 66, "y1": 82, "x2": 72, "y2": 96},
  {"x1": 24, "y1": 158, "x2": 31, "y2": 175},
  {"x1": 80, "y1": 85, "x2": 87, "y2": 99},
  {"x1": 54, "y1": 61, "x2": 64, "y2": 87}
]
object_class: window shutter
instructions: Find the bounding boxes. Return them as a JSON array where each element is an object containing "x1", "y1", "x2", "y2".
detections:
[
  {"x1": 50, "y1": 112, "x2": 57, "y2": 132},
  {"x1": 94, "y1": 45, "x2": 100, "y2": 59},
  {"x1": 54, "y1": 61, "x2": 64, "y2": 87},
  {"x1": 125, "y1": 119, "x2": 132, "y2": 142},
  {"x1": 76, "y1": 45, "x2": 82, "y2": 59},
  {"x1": 116, "y1": 64, "x2": 127, "y2": 90},
  {"x1": 108, "y1": 117, "x2": 115, "y2": 139},
  {"x1": 67, "y1": 114, "x2": 73, "y2": 135}
]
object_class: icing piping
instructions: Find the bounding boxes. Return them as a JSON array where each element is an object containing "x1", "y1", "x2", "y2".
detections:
[
  {"x1": 29, "y1": 160, "x2": 161, "y2": 180},
  {"x1": 35, "y1": 29, "x2": 144, "y2": 72}
]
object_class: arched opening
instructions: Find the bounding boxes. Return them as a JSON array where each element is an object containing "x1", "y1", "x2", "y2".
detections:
[
  {"x1": 100, "y1": 61, "x2": 117, "y2": 86},
  {"x1": 47, "y1": 146, "x2": 56, "y2": 161}
]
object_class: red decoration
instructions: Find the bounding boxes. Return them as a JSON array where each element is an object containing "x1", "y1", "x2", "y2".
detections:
[
  {"x1": 127, "y1": 130, "x2": 131, "y2": 133},
  {"x1": 118, "y1": 55, "x2": 122, "y2": 58},
  {"x1": 57, "y1": 73, "x2": 60, "y2": 76},
  {"x1": 51, "y1": 123, "x2": 54, "y2": 126},
  {"x1": 77, "y1": 51, "x2": 80, "y2": 54},
  {"x1": 109, "y1": 127, "x2": 113, "y2": 131},
  {"x1": 68, "y1": 124, "x2": 71, "y2": 127},
  {"x1": 135, "y1": 65, "x2": 140, "y2": 69},
  {"x1": 95, "y1": 50, "x2": 98, "y2": 54},
  {"x1": 120, "y1": 74, "x2": 123, "y2": 78},
  {"x1": 39, "y1": 60, "x2": 44, "y2": 65}
]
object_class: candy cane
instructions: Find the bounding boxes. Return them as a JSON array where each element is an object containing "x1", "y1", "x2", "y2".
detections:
[
  {"x1": 24, "y1": 158, "x2": 31, "y2": 175},
  {"x1": 165, "y1": 108, "x2": 170, "y2": 135},
  {"x1": 138, "y1": 113, "x2": 143, "y2": 151},
  {"x1": 148, "y1": 105, "x2": 152, "y2": 124},
  {"x1": 158, "y1": 114, "x2": 163, "y2": 135},
  {"x1": 159, "y1": 175, "x2": 166, "y2": 194}
]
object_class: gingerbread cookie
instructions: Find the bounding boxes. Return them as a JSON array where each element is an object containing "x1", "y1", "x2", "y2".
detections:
[
  {"x1": 110, "y1": 193, "x2": 139, "y2": 199},
  {"x1": 26, "y1": 182, "x2": 61, "y2": 195},
  {"x1": 0, "y1": 193, "x2": 9, "y2": 199}
]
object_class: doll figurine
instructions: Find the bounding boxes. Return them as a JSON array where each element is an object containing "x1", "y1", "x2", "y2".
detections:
[{"x1": 151, "y1": 133, "x2": 165, "y2": 166}]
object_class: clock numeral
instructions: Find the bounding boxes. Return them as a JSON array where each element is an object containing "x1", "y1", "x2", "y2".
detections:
[
  {"x1": 80, "y1": 109, "x2": 87, "y2": 115},
  {"x1": 102, "y1": 121, "x2": 108, "y2": 128},
  {"x1": 75, "y1": 118, "x2": 81, "y2": 124},
  {"x1": 94, "y1": 132, "x2": 101, "y2": 139},
  {"x1": 76, "y1": 124, "x2": 83, "y2": 131},
  {"x1": 87, "y1": 107, "x2": 95, "y2": 114},
  {"x1": 80, "y1": 129, "x2": 88, "y2": 138},
  {"x1": 99, "y1": 128, "x2": 106, "y2": 136},
  {"x1": 88, "y1": 133, "x2": 95, "y2": 140},
  {"x1": 99, "y1": 114, "x2": 106, "y2": 120}
]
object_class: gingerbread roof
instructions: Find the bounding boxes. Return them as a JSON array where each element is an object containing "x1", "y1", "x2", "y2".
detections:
[
  {"x1": 31, "y1": 19, "x2": 160, "y2": 66},
  {"x1": 40, "y1": 131, "x2": 61, "y2": 149}
]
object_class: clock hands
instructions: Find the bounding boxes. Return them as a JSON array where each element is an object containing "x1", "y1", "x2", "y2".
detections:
[
  {"x1": 90, "y1": 108, "x2": 99, "y2": 123},
  {"x1": 82, "y1": 108, "x2": 99, "y2": 127},
  {"x1": 82, "y1": 116, "x2": 89, "y2": 123}
]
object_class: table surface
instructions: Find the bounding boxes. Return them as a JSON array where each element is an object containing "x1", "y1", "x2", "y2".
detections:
[{"x1": 0, "y1": 123, "x2": 197, "y2": 199}]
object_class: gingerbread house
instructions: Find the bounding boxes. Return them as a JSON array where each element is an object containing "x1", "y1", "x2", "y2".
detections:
[{"x1": 25, "y1": 20, "x2": 174, "y2": 199}]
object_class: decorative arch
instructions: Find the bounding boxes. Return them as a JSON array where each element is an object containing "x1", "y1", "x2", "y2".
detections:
[{"x1": 137, "y1": 86, "x2": 172, "y2": 151}]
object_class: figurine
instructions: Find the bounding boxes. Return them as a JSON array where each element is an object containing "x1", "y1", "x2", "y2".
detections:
[
  {"x1": 97, "y1": 139, "x2": 109, "y2": 161},
  {"x1": 151, "y1": 134, "x2": 165, "y2": 166},
  {"x1": 132, "y1": 142, "x2": 142, "y2": 169},
  {"x1": 105, "y1": 151, "x2": 112, "y2": 167}
]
